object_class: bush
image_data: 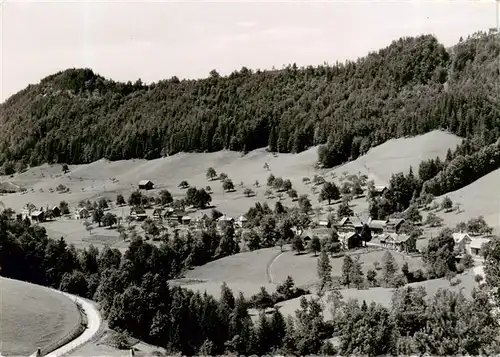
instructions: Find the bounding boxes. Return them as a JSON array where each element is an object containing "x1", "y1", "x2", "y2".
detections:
[
  {"x1": 475, "y1": 274, "x2": 484, "y2": 284},
  {"x1": 449, "y1": 277, "x2": 461, "y2": 286},
  {"x1": 456, "y1": 263, "x2": 465, "y2": 274},
  {"x1": 460, "y1": 253, "x2": 474, "y2": 269}
]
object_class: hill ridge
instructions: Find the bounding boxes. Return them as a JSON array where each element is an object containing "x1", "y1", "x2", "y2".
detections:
[{"x1": 0, "y1": 31, "x2": 499, "y2": 174}]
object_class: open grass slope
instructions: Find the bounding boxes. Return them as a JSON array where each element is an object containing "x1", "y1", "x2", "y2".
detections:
[
  {"x1": 173, "y1": 247, "x2": 282, "y2": 298},
  {"x1": 325, "y1": 130, "x2": 463, "y2": 186},
  {"x1": 0, "y1": 277, "x2": 83, "y2": 356},
  {"x1": 0, "y1": 130, "x2": 462, "y2": 247},
  {"x1": 433, "y1": 167, "x2": 500, "y2": 233}
]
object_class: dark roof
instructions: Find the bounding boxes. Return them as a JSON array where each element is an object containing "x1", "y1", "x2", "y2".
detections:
[
  {"x1": 387, "y1": 218, "x2": 405, "y2": 226},
  {"x1": 139, "y1": 180, "x2": 153, "y2": 185},
  {"x1": 337, "y1": 216, "x2": 363, "y2": 227},
  {"x1": 384, "y1": 233, "x2": 410, "y2": 243}
]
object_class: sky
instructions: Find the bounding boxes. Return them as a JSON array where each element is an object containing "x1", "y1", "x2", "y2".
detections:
[{"x1": 0, "y1": 0, "x2": 497, "y2": 102}]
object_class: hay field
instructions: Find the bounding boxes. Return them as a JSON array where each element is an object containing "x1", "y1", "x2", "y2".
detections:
[
  {"x1": 173, "y1": 247, "x2": 282, "y2": 298},
  {"x1": 0, "y1": 278, "x2": 83, "y2": 356},
  {"x1": 431, "y1": 168, "x2": 500, "y2": 234}
]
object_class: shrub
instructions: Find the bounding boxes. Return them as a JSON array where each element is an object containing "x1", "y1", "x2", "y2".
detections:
[
  {"x1": 475, "y1": 274, "x2": 484, "y2": 284},
  {"x1": 449, "y1": 277, "x2": 461, "y2": 286},
  {"x1": 456, "y1": 263, "x2": 465, "y2": 274}
]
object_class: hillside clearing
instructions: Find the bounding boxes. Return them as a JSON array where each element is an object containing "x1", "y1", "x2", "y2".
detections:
[
  {"x1": 174, "y1": 247, "x2": 282, "y2": 298},
  {"x1": 432, "y1": 167, "x2": 500, "y2": 234},
  {"x1": 0, "y1": 278, "x2": 83, "y2": 357},
  {"x1": 0, "y1": 130, "x2": 462, "y2": 250}
]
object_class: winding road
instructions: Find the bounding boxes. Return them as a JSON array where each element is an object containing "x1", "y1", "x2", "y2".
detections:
[{"x1": 29, "y1": 288, "x2": 102, "y2": 357}]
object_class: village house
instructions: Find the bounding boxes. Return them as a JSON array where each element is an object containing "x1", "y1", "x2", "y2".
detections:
[
  {"x1": 300, "y1": 227, "x2": 332, "y2": 243},
  {"x1": 152, "y1": 208, "x2": 163, "y2": 221},
  {"x1": 452, "y1": 232, "x2": 472, "y2": 253},
  {"x1": 74, "y1": 207, "x2": 90, "y2": 220},
  {"x1": 372, "y1": 185, "x2": 388, "y2": 197},
  {"x1": 338, "y1": 231, "x2": 362, "y2": 250},
  {"x1": 368, "y1": 219, "x2": 386, "y2": 235},
  {"x1": 466, "y1": 236, "x2": 491, "y2": 258},
  {"x1": 181, "y1": 215, "x2": 192, "y2": 225},
  {"x1": 217, "y1": 215, "x2": 235, "y2": 230},
  {"x1": 380, "y1": 233, "x2": 416, "y2": 253},
  {"x1": 51, "y1": 205, "x2": 61, "y2": 218},
  {"x1": 386, "y1": 218, "x2": 406, "y2": 233},
  {"x1": 30, "y1": 210, "x2": 45, "y2": 223},
  {"x1": 163, "y1": 207, "x2": 175, "y2": 218},
  {"x1": 130, "y1": 207, "x2": 148, "y2": 221},
  {"x1": 317, "y1": 220, "x2": 330, "y2": 228},
  {"x1": 138, "y1": 180, "x2": 154, "y2": 190},
  {"x1": 335, "y1": 215, "x2": 364, "y2": 234},
  {"x1": 236, "y1": 215, "x2": 248, "y2": 229}
]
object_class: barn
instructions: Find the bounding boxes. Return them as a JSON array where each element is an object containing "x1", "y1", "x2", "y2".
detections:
[{"x1": 138, "y1": 180, "x2": 154, "y2": 190}]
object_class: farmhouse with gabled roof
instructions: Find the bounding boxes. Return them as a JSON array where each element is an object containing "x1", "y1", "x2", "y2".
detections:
[{"x1": 138, "y1": 180, "x2": 154, "y2": 190}]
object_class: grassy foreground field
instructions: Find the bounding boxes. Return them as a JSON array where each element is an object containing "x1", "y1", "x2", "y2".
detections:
[{"x1": 0, "y1": 278, "x2": 83, "y2": 356}]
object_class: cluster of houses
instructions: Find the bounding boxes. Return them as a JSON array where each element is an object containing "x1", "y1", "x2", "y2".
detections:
[
  {"x1": 298, "y1": 215, "x2": 417, "y2": 252},
  {"x1": 20, "y1": 204, "x2": 62, "y2": 223},
  {"x1": 129, "y1": 205, "x2": 249, "y2": 232}
]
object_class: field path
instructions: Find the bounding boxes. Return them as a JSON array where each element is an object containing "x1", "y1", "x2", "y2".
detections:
[
  {"x1": 43, "y1": 292, "x2": 102, "y2": 357},
  {"x1": 267, "y1": 249, "x2": 286, "y2": 283}
]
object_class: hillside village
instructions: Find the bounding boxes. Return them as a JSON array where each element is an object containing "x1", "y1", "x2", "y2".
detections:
[{"x1": 13, "y1": 165, "x2": 495, "y2": 262}]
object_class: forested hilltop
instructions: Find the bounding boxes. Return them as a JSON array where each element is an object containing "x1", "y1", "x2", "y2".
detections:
[{"x1": 0, "y1": 31, "x2": 499, "y2": 172}]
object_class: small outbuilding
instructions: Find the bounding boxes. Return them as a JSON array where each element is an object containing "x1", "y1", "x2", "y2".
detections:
[
  {"x1": 138, "y1": 180, "x2": 154, "y2": 190},
  {"x1": 181, "y1": 215, "x2": 192, "y2": 225}
]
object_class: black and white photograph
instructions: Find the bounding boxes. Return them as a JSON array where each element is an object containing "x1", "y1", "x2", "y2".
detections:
[{"x1": 1, "y1": 0, "x2": 500, "y2": 356}]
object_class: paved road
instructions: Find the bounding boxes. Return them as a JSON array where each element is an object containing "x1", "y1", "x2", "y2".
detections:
[{"x1": 42, "y1": 291, "x2": 102, "y2": 357}]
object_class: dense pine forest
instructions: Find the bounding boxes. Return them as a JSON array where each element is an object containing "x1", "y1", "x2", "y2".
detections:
[{"x1": 0, "y1": 31, "x2": 499, "y2": 174}]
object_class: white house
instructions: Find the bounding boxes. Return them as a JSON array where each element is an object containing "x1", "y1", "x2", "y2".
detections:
[
  {"x1": 217, "y1": 214, "x2": 234, "y2": 229},
  {"x1": 74, "y1": 208, "x2": 90, "y2": 220},
  {"x1": 236, "y1": 215, "x2": 248, "y2": 228},
  {"x1": 452, "y1": 232, "x2": 472, "y2": 252}
]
